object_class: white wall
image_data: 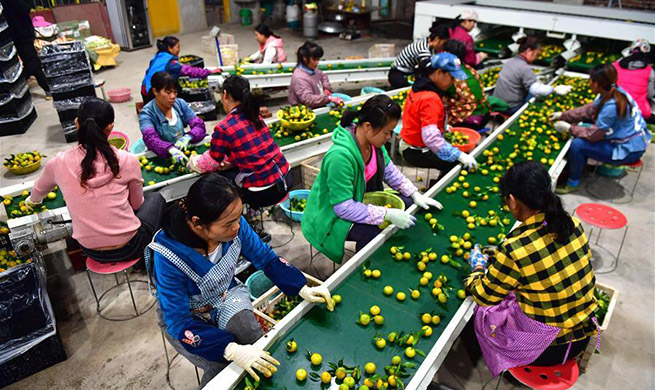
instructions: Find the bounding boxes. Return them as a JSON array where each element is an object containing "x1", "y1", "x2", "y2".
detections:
[{"x1": 178, "y1": 0, "x2": 209, "y2": 33}]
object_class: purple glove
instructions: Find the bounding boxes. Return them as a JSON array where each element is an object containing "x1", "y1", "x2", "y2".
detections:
[{"x1": 469, "y1": 244, "x2": 488, "y2": 271}]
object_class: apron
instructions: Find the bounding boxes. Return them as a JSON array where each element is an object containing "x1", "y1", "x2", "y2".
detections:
[
  {"x1": 146, "y1": 237, "x2": 253, "y2": 330},
  {"x1": 159, "y1": 110, "x2": 186, "y2": 144}
]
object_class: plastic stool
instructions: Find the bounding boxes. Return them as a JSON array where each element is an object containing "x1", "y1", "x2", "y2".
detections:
[
  {"x1": 574, "y1": 203, "x2": 628, "y2": 274},
  {"x1": 507, "y1": 359, "x2": 579, "y2": 390},
  {"x1": 585, "y1": 159, "x2": 644, "y2": 203},
  {"x1": 86, "y1": 258, "x2": 155, "y2": 321}
]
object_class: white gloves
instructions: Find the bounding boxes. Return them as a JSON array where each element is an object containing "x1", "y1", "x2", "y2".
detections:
[
  {"x1": 384, "y1": 208, "x2": 416, "y2": 229},
  {"x1": 299, "y1": 285, "x2": 334, "y2": 311},
  {"x1": 554, "y1": 121, "x2": 571, "y2": 133},
  {"x1": 174, "y1": 134, "x2": 193, "y2": 151},
  {"x1": 224, "y1": 343, "x2": 280, "y2": 382},
  {"x1": 549, "y1": 112, "x2": 563, "y2": 121},
  {"x1": 169, "y1": 147, "x2": 188, "y2": 164},
  {"x1": 457, "y1": 152, "x2": 478, "y2": 170},
  {"x1": 187, "y1": 153, "x2": 203, "y2": 173},
  {"x1": 554, "y1": 85, "x2": 573, "y2": 96},
  {"x1": 411, "y1": 192, "x2": 443, "y2": 210},
  {"x1": 24, "y1": 196, "x2": 39, "y2": 211}
]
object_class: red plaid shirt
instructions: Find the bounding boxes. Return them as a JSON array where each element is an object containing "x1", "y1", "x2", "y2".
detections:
[{"x1": 209, "y1": 110, "x2": 289, "y2": 188}]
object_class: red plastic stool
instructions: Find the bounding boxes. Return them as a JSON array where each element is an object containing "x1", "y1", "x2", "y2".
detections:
[
  {"x1": 86, "y1": 258, "x2": 155, "y2": 321},
  {"x1": 508, "y1": 359, "x2": 580, "y2": 390},
  {"x1": 575, "y1": 203, "x2": 628, "y2": 274},
  {"x1": 585, "y1": 159, "x2": 644, "y2": 203}
]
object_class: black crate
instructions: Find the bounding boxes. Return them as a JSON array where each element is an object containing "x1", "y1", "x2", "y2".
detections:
[
  {"x1": 0, "y1": 64, "x2": 25, "y2": 94},
  {"x1": 0, "y1": 86, "x2": 32, "y2": 121},
  {"x1": 0, "y1": 49, "x2": 18, "y2": 76},
  {"x1": 0, "y1": 105, "x2": 36, "y2": 137},
  {"x1": 48, "y1": 70, "x2": 93, "y2": 94},
  {"x1": 56, "y1": 108, "x2": 77, "y2": 124},
  {"x1": 41, "y1": 51, "x2": 89, "y2": 78},
  {"x1": 180, "y1": 87, "x2": 213, "y2": 103},
  {"x1": 179, "y1": 54, "x2": 204, "y2": 68},
  {"x1": 0, "y1": 333, "x2": 67, "y2": 388},
  {"x1": 62, "y1": 121, "x2": 77, "y2": 143},
  {"x1": 188, "y1": 100, "x2": 218, "y2": 121},
  {"x1": 51, "y1": 84, "x2": 96, "y2": 102}
]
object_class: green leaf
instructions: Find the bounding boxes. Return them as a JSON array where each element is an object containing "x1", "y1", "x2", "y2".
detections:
[
  {"x1": 416, "y1": 348, "x2": 426, "y2": 357},
  {"x1": 403, "y1": 362, "x2": 417, "y2": 369}
]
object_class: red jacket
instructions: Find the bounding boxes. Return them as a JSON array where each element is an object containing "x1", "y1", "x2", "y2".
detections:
[
  {"x1": 614, "y1": 60, "x2": 652, "y2": 119},
  {"x1": 400, "y1": 89, "x2": 445, "y2": 147}
]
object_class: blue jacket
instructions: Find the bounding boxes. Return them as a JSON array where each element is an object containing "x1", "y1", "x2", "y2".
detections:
[
  {"x1": 142, "y1": 51, "x2": 182, "y2": 94},
  {"x1": 152, "y1": 217, "x2": 306, "y2": 362},
  {"x1": 594, "y1": 86, "x2": 651, "y2": 160},
  {"x1": 138, "y1": 98, "x2": 197, "y2": 144}
]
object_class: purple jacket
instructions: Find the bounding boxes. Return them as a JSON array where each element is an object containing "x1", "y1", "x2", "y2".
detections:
[{"x1": 288, "y1": 65, "x2": 333, "y2": 108}]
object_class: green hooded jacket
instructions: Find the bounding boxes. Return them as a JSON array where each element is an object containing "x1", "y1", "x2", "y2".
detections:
[{"x1": 301, "y1": 124, "x2": 390, "y2": 263}]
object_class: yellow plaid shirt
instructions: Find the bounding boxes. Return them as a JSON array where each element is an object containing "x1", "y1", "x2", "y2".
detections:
[{"x1": 467, "y1": 213, "x2": 598, "y2": 345}]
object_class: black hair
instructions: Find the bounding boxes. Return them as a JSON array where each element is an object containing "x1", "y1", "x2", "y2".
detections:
[
  {"x1": 151, "y1": 71, "x2": 178, "y2": 93},
  {"x1": 156, "y1": 36, "x2": 180, "y2": 53},
  {"x1": 162, "y1": 173, "x2": 241, "y2": 254},
  {"x1": 254, "y1": 23, "x2": 279, "y2": 39},
  {"x1": 590, "y1": 63, "x2": 631, "y2": 119},
  {"x1": 77, "y1": 97, "x2": 118, "y2": 188},
  {"x1": 443, "y1": 39, "x2": 466, "y2": 61},
  {"x1": 222, "y1": 75, "x2": 264, "y2": 130},
  {"x1": 500, "y1": 161, "x2": 574, "y2": 244},
  {"x1": 296, "y1": 41, "x2": 324, "y2": 67},
  {"x1": 429, "y1": 24, "x2": 450, "y2": 41},
  {"x1": 340, "y1": 94, "x2": 401, "y2": 131},
  {"x1": 517, "y1": 36, "x2": 541, "y2": 54}
]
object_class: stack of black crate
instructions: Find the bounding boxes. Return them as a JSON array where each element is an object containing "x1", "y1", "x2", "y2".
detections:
[
  {"x1": 178, "y1": 55, "x2": 217, "y2": 121},
  {"x1": 0, "y1": 4, "x2": 37, "y2": 137},
  {"x1": 39, "y1": 41, "x2": 95, "y2": 143}
]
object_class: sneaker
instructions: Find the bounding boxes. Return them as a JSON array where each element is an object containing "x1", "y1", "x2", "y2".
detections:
[
  {"x1": 45, "y1": 92, "x2": 52, "y2": 100},
  {"x1": 257, "y1": 230, "x2": 272, "y2": 243},
  {"x1": 555, "y1": 184, "x2": 579, "y2": 195}
]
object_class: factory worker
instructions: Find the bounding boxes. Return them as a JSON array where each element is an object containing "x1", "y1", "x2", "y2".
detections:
[
  {"x1": 148, "y1": 173, "x2": 333, "y2": 386},
  {"x1": 388, "y1": 23, "x2": 450, "y2": 89},
  {"x1": 27, "y1": 98, "x2": 165, "y2": 266},
  {"x1": 288, "y1": 41, "x2": 342, "y2": 108},
  {"x1": 244, "y1": 23, "x2": 287, "y2": 64},
  {"x1": 553, "y1": 63, "x2": 651, "y2": 194},
  {"x1": 448, "y1": 9, "x2": 488, "y2": 67},
  {"x1": 141, "y1": 36, "x2": 216, "y2": 103},
  {"x1": 494, "y1": 37, "x2": 573, "y2": 114},
  {"x1": 399, "y1": 53, "x2": 478, "y2": 179},
  {"x1": 466, "y1": 161, "x2": 598, "y2": 376},
  {"x1": 302, "y1": 94, "x2": 442, "y2": 263},
  {"x1": 614, "y1": 38, "x2": 654, "y2": 121},
  {"x1": 139, "y1": 71, "x2": 208, "y2": 164}
]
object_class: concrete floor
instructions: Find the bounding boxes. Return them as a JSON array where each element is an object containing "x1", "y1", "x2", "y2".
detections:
[{"x1": 2, "y1": 23, "x2": 655, "y2": 390}]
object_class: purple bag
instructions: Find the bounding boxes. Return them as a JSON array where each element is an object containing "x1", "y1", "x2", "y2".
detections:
[{"x1": 474, "y1": 292, "x2": 561, "y2": 377}]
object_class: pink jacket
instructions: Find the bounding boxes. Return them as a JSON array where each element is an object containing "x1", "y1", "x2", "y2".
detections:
[
  {"x1": 31, "y1": 146, "x2": 144, "y2": 249},
  {"x1": 259, "y1": 36, "x2": 287, "y2": 63},
  {"x1": 288, "y1": 66, "x2": 333, "y2": 108},
  {"x1": 614, "y1": 60, "x2": 652, "y2": 119},
  {"x1": 450, "y1": 25, "x2": 480, "y2": 67}
]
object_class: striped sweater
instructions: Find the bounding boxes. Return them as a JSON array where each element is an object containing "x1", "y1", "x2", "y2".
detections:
[{"x1": 393, "y1": 38, "x2": 431, "y2": 73}]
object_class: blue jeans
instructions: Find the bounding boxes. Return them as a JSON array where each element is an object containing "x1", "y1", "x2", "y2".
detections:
[{"x1": 567, "y1": 138, "x2": 644, "y2": 183}]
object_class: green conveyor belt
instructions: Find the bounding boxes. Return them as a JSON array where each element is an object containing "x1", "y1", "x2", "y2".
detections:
[
  {"x1": 235, "y1": 76, "x2": 592, "y2": 389},
  {"x1": 226, "y1": 60, "x2": 395, "y2": 77},
  {"x1": 475, "y1": 38, "x2": 512, "y2": 55}
]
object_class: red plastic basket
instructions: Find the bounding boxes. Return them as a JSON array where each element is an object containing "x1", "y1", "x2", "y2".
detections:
[{"x1": 449, "y1": 127, "x2": 481, "y2": 153}]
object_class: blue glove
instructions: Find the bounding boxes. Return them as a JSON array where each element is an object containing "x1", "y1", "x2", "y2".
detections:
[
  {"x1": 469, "y1": 244, "x2": 488, "y2": 271},
  {"x1": 174, "y1": 134, "x2": 193, "y2": 151},
  {"x1": 169, "y1": 147, "x2": 189, "y2": 164}
]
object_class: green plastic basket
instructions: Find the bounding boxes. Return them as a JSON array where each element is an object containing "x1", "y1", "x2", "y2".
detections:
[
  {"x1": 363, "y1": 191, "x2": 405, "y2": 229},
  {"x1": 245, "y1": 270, "x2": 275, "y2": 301}
]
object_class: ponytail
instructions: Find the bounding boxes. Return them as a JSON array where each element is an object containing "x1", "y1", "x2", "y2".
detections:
[
  {"x1": 222, "y1": 75, "x2": 264, "y2": 130},
  {"x1": 156, "y1": 36, "x2": 180, "y2": 53},
  {"x1": 590, "y1": 64, "x2": 631, "y2": 119},
  {"x1": 77, "y1": 98, "x2": 118, "y2": 188},
  {"x1": 162, "y1": 173, "x2": 241, "y2": 255},
  {"x1": 500, "y1": 161, "x2": 574, "y2": 244},
  {"x1": 340, "y1": 94, "x2": 401, "y2": 131}
]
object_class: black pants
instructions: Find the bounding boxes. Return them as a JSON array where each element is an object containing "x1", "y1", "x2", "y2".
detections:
[
  {"x1": 531, "y1": 338, "x2": 589, "y2": 366},
  {"x1": 141, "y1": 87, "x2": 155, "y2": 104},
  {"x1": 388, "y1": 67, "x2": 411, "y2": 89},
  {"x1": 82, "y1": 192, "x2": 166, "y2": 264},
  {"x1": 221, "y1": 168, "x2": 293, "y2": 209},
  {"x1": 15, "y1": 41, "x2": 49, "y2": 93},
  {"x1": 346, "y1": 194, "x2": 412, "y2": 252},
  {"x1": 402, "y1": 148, "x2": 459, "y2": 181}
]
